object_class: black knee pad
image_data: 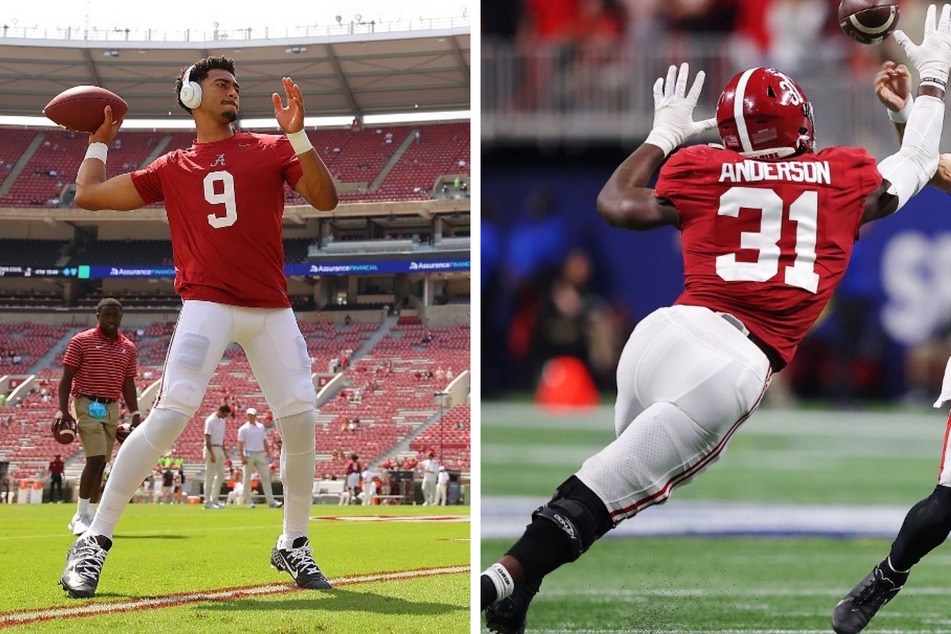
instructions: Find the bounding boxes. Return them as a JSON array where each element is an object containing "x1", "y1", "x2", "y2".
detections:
[
  {"x1": 531, "y1": 476, "x2": 614, "y2": 561},
  {"x1": 532, "y1": 502, "x2": 588, "y2": 561}
]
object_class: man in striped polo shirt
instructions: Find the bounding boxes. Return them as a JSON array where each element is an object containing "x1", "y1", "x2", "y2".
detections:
[{"x1": 57, "y1": 298, "x2": 141, "y2": 536}]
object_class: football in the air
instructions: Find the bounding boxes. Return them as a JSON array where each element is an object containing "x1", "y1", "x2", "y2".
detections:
[
  {"x1": 115, "y1": 422, "x2": 133, "y2": 445},
  {"x1": 52, "y1": 417, "x2": 77, "y2": 445},
  {"x1": 43, "y1": 86, "x2": 128, "y2": 133},
  {"x1": 838, "y1": 0, "x2": 900, "y2": 45}
]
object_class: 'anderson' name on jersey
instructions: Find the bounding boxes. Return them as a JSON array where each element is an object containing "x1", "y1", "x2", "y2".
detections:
[
  {"x1": 654, "y1": 144, "x2": 882, "y2": 368},
  {"x1": 719, "y1": 159, "x2": 831, "y2": 185}
]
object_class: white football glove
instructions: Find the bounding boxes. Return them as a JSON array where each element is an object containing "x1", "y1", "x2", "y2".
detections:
[
  {"x1": 644, "y1": 63, "x2": 717, "y2": 157},
  {"x1": 893, "y1": 4, "x2": 951, "y2": 90}
]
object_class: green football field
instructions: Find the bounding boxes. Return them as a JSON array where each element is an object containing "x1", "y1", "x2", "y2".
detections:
[
  {"x1": 0, "y1": 503, "x2": 470, "y2": 633},
  {"x1": 481, "y1": 402, "x2": 951, "y2": 632}
]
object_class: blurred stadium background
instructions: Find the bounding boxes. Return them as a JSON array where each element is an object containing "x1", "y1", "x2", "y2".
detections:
[
  {"x1": 481, "y1": 1, "x2": 951, "y2": 631},
  {"x1": 0, "y1": 10, "x2": 472, "y2": 506},
  {"x1": 483, "y1": 0, "x2": 951, "y2": 407}
]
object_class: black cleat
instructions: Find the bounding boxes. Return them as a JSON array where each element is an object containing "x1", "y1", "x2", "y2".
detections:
[
  {"x1": 832, "y1": 566, "x2": 904, "y2": 634},
  {"x1": 485, "y1": 575, "x2": 542, "y2": 634},
  {"x1": 59, "y1": 534, "x2": 112, "y2": 599},
  {"x1": 270, "y1": 536, "x2": 332, "y2": 589}
]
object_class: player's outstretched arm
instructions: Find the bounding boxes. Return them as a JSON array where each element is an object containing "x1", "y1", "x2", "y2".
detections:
[
  {"x1": 597, "y1": 63, "x2": 714, "y2": 230},
  {"x1": 273, "y1": 76, "x2": 338, "y2": 211},
  {"x1": 866, "y1": 4, "x2": 951, "y2": 223},
  {"x1": 876, "y1": 61, "x2": 951, "y2": 193},
  {"x1": 875, "y1": 61, "x2": 912, "y2": 140},
  {"x1": 74, "y1": 105, "x2": 146, "y2": 211}
]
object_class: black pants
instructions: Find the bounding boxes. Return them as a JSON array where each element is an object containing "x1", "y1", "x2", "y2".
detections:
[{"x1": 50, "y1": 474, "x2": 63, "y2": 502}]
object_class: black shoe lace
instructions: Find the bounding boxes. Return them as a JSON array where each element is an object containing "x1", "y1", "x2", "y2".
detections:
[
  {"x1": 286, "y1": 544, "x2": 321, "y2": 578},
  {"x1": 71, "y1": 541, "x2": 106, "y2": 581}
]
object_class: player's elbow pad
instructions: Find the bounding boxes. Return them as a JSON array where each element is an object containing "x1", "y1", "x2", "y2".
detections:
[{"x1": 877, "y1": 95, "x2": 945, "y2": 210}]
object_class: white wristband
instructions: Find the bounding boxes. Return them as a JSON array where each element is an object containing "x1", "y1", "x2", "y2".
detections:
[
  {"x1": 84, "y1": 143, "x2": 108, "y2": 164},
  {"x1": 130, "y1": 411, "x2": 141, "y2": 417},
  {"x1": 286, "y1": 129, "x2": 313, "y2": 155},
  {"x1": 887, "y1": 95, "x2": 914, "y2": 124}
]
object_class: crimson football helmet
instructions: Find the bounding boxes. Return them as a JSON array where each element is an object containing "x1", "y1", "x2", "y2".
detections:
[{"x1": 716, "y1": 67, "x2": 815, "y2": 160}]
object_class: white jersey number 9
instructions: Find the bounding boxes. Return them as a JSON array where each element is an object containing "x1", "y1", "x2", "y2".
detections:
[
  {"x1": 715, "y1": 186, "x2": 820, "y2": 294},
  {"x1": 204, "y1": 171, "x2": 238, "y2": 228}
]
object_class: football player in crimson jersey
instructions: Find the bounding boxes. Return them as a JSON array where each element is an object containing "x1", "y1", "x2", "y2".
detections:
[
  {"x1": 832, "y1": 58, "x2": 951, "y2": 634},
  {"x1": 481, "y1": 6, "x2": 951, "y2": 633},
  {"x1": 60, "y1": 56, "x2": 337, "y2": 599}
]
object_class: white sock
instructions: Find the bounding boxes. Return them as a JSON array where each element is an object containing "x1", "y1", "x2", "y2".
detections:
[
  {"x1": 274, "y1": 410, "x2": 316, "y2": 542},
  {"x1": 482, "y1": 563, "x2": 515, "y2": 602},
  {"x1": 89, "y1": 409, "x2": 189, "y2": 538},
  {"x1": 77, "y1": 498, "x2": 89, "y2": 516},
  {"x1": 89, "y1": 502, "x2": 98, "y2": 517}
]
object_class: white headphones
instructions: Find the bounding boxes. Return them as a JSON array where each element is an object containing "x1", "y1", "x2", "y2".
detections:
[{"x1": 179, "y1": 64, "x2": 202, "y2": 109}]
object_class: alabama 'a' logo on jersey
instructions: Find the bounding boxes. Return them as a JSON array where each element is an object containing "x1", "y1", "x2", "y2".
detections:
[{"x1": 210, "y1": 154, "x2": 226, "y2": 167}]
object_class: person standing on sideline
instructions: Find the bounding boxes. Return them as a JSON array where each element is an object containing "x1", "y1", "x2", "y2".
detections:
[
  {"x1": 59, "y1": 55, "x2": 337, "y2": 599},
  {"x1": 58, "y1": 298, "x2": 140, "y2": 536},
  {"x1": 344, "y1": 453, "x2": 362, "y2": 505},
  {"x1": 238, "y1": 407, "x2": 281, "y2": 509},
  {"x1": 420, "y1": 451, "x2": 439, "y2": 506},
  {"x1": 202, "y1": 404, "x2": 231, "y2": 509},
  {"x1": 48, "y1": 454, "x2": 65, "y2": 503},
  {"x1": 361, "y1": 465, "x2": 374, "y2": 505},
  {"x1": 480, "y1": 6, "x2": 951, "y2": 631},
  {"x1": 436, "y1": 465, "x2": 450, "y2": 506}
]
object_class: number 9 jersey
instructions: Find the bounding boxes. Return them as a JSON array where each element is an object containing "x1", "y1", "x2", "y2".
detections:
[
  {"x1": 130, "y1": 131, "x2": 304, "y2": 308},
  {"x1": 654, "y1": 143, "x2": 883, "y2": 369}
]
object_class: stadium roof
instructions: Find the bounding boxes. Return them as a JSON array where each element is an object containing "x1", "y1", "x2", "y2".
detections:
[{"x1": 0, "y1": 26, "x2": 470, "y2": 125}]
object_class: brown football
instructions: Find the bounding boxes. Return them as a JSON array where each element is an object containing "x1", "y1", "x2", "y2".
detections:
[
  {"x1": 115, "y1": 422, "x2": 132, "y2": 445},
  {"x1": 52, "y1": 417, "x2": 77, "y2": 445},
  {"x1": 839, "y1": 0, "x2": 900, "y2": 45},
  {"x1": 43, "y1": 86, "x2": 128, "y2": 133}
]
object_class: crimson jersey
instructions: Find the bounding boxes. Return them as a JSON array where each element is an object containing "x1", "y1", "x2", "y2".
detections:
[
  {"x1": 654, "y1": 144, "x2": 883, "y2": 367},
  {"x1": 130, "y1": 131, "x2": 304, "y2": 308},
  {"x1": 63, "y1": 327, "x2": 138, "y2": 399}
]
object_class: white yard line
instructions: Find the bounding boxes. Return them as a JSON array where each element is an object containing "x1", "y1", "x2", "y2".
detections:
[
  {"x1": 482, "y1": 497, "x2": 910, "y2": 539},
  {"x1": 0, "y1": 565, "x2": 469, "y2": 628}
]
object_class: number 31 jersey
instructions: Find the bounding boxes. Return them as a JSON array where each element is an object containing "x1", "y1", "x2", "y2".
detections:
[
  {"x1": 131, "y1": 131, "x2": 304, "y2": 308},
  {"x1": 654, "y1": 144, "x2": 883, "y2": 368}
]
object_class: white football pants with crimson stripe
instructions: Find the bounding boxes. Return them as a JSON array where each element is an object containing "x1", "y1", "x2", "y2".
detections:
[{"x1": 576, "y1": 305, "x2": 772, "y2": 525}]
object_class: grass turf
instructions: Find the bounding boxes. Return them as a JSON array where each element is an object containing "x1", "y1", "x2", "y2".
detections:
[
  {"x1": 0, "y1": 502, "x2": 470, "y2": 633},
  {"x1": 481, "y1": 536, "x2": 951, "y2": 632},
  {"x1": 481, "y1": 402, "x2": 951, "y2": 632}
]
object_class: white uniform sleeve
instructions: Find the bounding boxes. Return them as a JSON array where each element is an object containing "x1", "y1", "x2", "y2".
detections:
[{"x1": 877, "y1": 95, "x2": 945, "y2": 210}]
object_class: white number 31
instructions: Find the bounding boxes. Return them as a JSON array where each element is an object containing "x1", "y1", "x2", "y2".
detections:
[
  {"x1": 715, "y1": 186, "x2": 820, "y2": 294},
  {"x1": 204, "y1": 171, "x2": 237, "y2": 228}
]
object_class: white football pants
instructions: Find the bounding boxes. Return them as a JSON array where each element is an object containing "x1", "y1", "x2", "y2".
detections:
[
  {"x1": 576, "y1": 305, "x2": 772, "y2": 524},
  {"x1": 90, "y1": 301, "x2": 316, "y2": 540}
]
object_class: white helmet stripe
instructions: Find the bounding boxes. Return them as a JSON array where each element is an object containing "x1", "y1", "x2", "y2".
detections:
[{"x1": 733, "y1": 68, "x2": 757, "y2": 154}]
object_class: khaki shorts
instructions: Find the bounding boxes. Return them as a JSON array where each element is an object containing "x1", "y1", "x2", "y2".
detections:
[{"x1": 73, "y1": 396, "x2": 119, "y2": 458}]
